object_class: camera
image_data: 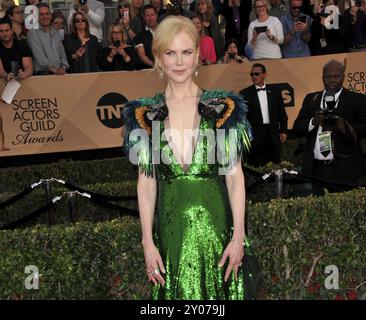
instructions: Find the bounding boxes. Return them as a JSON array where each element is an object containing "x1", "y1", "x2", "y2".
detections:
[
  {"x1": 299, "y1": 15, "x2": 307, "y2": 23},
  {"x1": 254, "y1": 26, "x2": 268, "y2": 34},
  {"x1": 79, "y1": 0, "x2": 88, "y2": 5},
  {"x1": 113, "y1": 40, "x2": 121, "y2": 48},
  {"x1": 11, "y1": 61, "x2": 20, "y2": 75},
  {"x1": 322, "y1": 94, "x2": 336, "y2": 129},
  {"x1": 228, "y1": 52, "x2": 237, "y2": 59}
]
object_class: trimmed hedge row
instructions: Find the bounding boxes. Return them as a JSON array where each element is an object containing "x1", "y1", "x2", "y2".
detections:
[
  {"x1": 0, "y1": 161, "x2": 303, "y2": 229},
  {"x1": 249, "y1": 189, "x2": 366, "y2": 300},
  {"x1": 0, "y1": 157, "x2": 137, "y2": 193},
  {"x1": 0, "y1": 139, "x2": 304, "y2": 193},
  {"x1": 0, "y1": 218, "x2": 147, "y2": 299},
  {"x1": 0, "y1": 138, "x2": 364, "y2": 194},
  {"x1": 0, "y1": 181, "x2": 138, "y2": 228},
  {"x1": 1, "y1": 189, "x2": 365, "y2": 299}
]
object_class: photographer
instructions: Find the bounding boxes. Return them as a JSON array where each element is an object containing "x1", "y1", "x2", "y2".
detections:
[
  {"x1": 68, "y1": 0, "x2": 105, "y2": 42},
  {"x1": 280, "y1": 0, "x2": 312, "y2": 58},
  {"x1": 218, "y1": 38, "x2": 247, "y2": 63},
  {"x1": 293, "y1": 60, "x2": 366, "y2": 195},
  {"x1": 100, "y1": 23, "x2": 136, "y2": 71}
]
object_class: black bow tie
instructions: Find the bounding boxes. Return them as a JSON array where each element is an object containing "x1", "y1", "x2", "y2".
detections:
[{"x1": 256, "y1": 88, "x2": 266, "y2": 92}]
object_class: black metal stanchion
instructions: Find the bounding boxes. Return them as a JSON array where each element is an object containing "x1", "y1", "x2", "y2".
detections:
[
  {"x1": 44, "y1": 180, "x2": 53, "y2": 225},
  {"x1": 274, "y1": 170, "x2": 284, "y2": 198},
  {"x1": 67, "y1": 192, "x2": 75, "y2": 224}
]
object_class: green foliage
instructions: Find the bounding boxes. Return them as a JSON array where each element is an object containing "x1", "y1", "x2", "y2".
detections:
[
  {"x1": 0, "y1": 157, "x2": 137, "y2": 193},
  {"x1": 0, "y1": 218, "x2": 148, "y2": 299},
  {"x1": 0, "y1": 189, "x2": 365, "y2": 299},
  {"x1": 0, "y1": 182, "x2": 138, "y2": 228},
  {"x1": 1, "y1": 139, "x2": 366, "y2": 299},
  {"x1": 248, "y1": 189, "x2": 366, "y2": 300}
]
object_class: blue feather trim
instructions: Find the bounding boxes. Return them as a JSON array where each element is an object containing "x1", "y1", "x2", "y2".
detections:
[{"x1": 122, "y1": 99, "x2": 155, "y2": 177}]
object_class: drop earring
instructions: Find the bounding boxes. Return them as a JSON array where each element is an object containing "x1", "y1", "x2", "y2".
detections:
[
  {"x1": 157, "y1": 65, "x2": 164, "y2": 79},
  {"x1": 159, "y1": 69, "x2": 164, "y2": 79}
]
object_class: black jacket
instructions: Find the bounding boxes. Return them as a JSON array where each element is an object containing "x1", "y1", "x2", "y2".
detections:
[
  {"x1": 100, "y1": 46, "x2": 137, "y2": 71},
  {"x1": 63, "y1": 34, "x2": 100, "y2": 73},
  {"x1": 239, "y1": 84, "x2": 288, "y2": 148},
  {"x1": 293, "y1": 88, "x2": 366, "y2": 179}
]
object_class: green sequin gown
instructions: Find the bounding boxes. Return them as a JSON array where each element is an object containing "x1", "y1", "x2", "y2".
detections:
[{"x1": 123, "y1": 89, "x2": 255, "y2": 300}]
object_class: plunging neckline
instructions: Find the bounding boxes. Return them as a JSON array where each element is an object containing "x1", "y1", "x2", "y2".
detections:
[{"x1": 162, "y1": 96, "x2": 203, "y2": 175}]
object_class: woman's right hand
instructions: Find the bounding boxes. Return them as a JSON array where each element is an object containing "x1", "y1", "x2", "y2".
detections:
[
  {"x1": 74, "y1": 47, "x2": 85, "y2": 59},
  {"x1": 109, "y1": 47, "x2": 118, "y2": 58},
  {"x1": 223, "y1": 51, "x2": 229, "y2": 63},
  {"x1": 251, "y1": 31, "x2": 257, "y2": 45},
  {"x1": 120, "y1": 15, "x2": 130, "y2": 26},
  {"x1": 142, "y1": 241, "x2": 166, "y2": 286}
]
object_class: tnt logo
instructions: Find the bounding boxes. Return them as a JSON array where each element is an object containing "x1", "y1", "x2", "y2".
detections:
[
  {"x1": 96, "y1": 92, "x2": 128, "y2": 129},
  {"x1": 271, "y1": 83, "x2": 295, "y2": 107}
]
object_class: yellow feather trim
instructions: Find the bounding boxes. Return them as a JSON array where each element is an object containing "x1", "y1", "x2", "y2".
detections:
[
  {"x1": 216, "y1": 97, "x2": 235, "y2": 128},
  {"x1": 135, "y1": 106, "x2": 151, "y2": 135}
]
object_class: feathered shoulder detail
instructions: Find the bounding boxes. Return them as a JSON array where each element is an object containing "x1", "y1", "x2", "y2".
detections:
[
  {"x1": 199, "y1": 89, "x2": 252, "y2": 154},
  {"x1": 122, "y1": 92, "x2": 168, "y2": 177},
  {"x1": 122, "y1": 92, "x2": 168, "y2": 136}
]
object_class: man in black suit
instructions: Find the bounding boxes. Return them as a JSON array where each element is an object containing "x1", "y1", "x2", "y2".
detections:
[
  {"x1": 293, "y1": 59, "x2": 366, "y2": 195},
  {"x1": 240, "y1": 63, "x2": 288, "y2": 166}
]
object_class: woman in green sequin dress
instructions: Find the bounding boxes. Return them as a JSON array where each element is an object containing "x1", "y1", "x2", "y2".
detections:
[{"x1": 123, "y1": 16, "x2": 254, "y2": 300}]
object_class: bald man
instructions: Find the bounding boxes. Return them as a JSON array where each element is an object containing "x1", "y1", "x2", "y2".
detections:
[{"x1": 293, "y1": 60, "x2": 366, "y2": 195}]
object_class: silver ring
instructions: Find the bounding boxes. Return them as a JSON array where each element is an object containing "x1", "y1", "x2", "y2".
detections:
[{"x1": 154, "y1": 268, "x2": 160, "y2": 275}]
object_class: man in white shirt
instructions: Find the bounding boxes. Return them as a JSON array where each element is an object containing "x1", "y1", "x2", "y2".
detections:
[
  {"x1": 68, "y1": 0, "x2": 105, "y2": 42},
  {"x1": 293, "y1": 59, "x2": 366, "y2": 195},
  {"x1": 239, "y1": 63, "x2": 288, "y2": 166}
]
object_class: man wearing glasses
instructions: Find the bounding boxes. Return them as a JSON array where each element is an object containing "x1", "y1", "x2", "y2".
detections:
[
  {"x1": 280, "y1": 0, "x2": 312, "y2": 58},
  {"x1": 239, "y1": 63, "x2": 288, "y2": 167}
]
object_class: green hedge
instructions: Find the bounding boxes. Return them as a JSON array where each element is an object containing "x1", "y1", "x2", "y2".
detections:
[
  {"x1": 0, "y1": 139, "x2": 303, "y2": 193},
  {"x1": 0, "y1": 218, "x2": 147, "y2": 299},
  {"x1": 1, "y1": 189, "x2": 365, "y2": 299},
  {"x1": 0, "y1": 138, "x2": 363, "y2": 194},
  {"x1": 249, "y1": 189, "x2": 366, "y2": 299},
  {"x1": 0, "y1": 161, "x2": 303, "y2": 229},
  {"x1": 0, "y1": 181, "x2": 138, "y2": 228},
  {"x1": 0, "y1": 157, "x2": 137, "y2": 193}
]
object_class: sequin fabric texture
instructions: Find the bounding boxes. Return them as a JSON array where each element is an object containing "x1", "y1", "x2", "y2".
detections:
[{"x1": 123, "y1": 90, "x2": 253, "y2": 300}]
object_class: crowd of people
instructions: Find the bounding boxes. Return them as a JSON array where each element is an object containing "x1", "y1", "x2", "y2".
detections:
[{"x1": 0, "y1": 0, "x2": 365, "y2": 77}]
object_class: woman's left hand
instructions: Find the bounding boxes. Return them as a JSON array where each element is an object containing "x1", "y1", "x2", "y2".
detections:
[
  {"x1": 266, "y1": 29, "x2": 273, "y2": 39},
  {"x1": 218, "y1": 241, "x2": 244, "y2": 281}
]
